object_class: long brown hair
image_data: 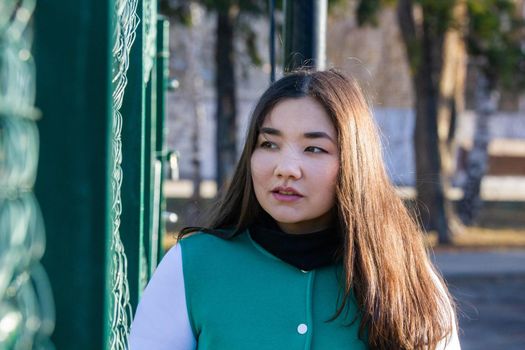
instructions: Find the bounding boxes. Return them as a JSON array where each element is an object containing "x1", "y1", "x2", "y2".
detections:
[{"x1": 181, "y1": 69, "x2": 456, "y2": 349}]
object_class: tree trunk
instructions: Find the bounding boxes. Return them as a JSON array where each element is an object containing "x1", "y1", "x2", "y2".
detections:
[
  {"x1": 184, "y1": 4, "x2": 205, "y2": 220},
  {"x1": 437, "y1": 0, "x2": 468, "y2": 235},
  {"x1": 457, "y1": 66, "x2": 495, "y2": 224},
  {"x1": 438, "y1": 0, "x2": 467, "y2": 180},
  {"x1": 215, "y1": 6, "x2": 238, "y2": 189},
  {"x1": 413, "y1": 55, "x2": 450, "y2": 243},
  {"x1": 397, "y1": 0, "x2": 452, "y2": 244}
]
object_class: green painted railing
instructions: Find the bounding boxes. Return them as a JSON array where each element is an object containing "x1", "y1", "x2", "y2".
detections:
[{"x1": 32, "y1": 0, "x2": 169, "y2": 348}]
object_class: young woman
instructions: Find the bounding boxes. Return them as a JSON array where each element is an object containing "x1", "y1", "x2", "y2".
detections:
[{"x1": 129, "y1": 69, "x2": 460, "y2": 349}]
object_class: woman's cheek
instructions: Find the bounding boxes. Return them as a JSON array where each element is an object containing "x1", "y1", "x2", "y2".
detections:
[
  {"x1": 311, "y1": 158, "x2": 339, "y2": 178},
  {"x1": 251, "y1": 152, "x2": 269, "y2": 183}
]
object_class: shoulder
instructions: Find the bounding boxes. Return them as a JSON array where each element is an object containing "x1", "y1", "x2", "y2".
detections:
[
  {"x1": 179, "y1": 230, "x2": 230, "y2": 245},
  {"x1": 178, "y1": 229, "x2": 256, "y2": 284},
  {"x1": 427, "y1": 264, "x2": 462, "y2": 350},
  {"x1": 129, "y1": 244, "x2": 196, "y2": 349},
  {"x1": 179, "y1": 229, "x2": 248, "y2": 255},
  {"x1": 178, "y1": 229, "x2": 248, "y2": 269},
  {"x1": 137, "y1": 244, "x2": 185, "y2": 303}
]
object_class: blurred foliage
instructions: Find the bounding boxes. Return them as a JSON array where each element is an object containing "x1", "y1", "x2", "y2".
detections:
[
  {"x1": 420, "y1": 0, "x2": 459, "y2": 33},
  {"x1": 159, "y1": 0, "x2": 275, "y2": 66},
  {"x1": 357, "y1": 0, "x2": 525, "y2": 91},
  {"x1": 467, "y1": 0, "x2": 525, "y2": 90},
  {"x1": 357, "y1": 0, "x2": 395, "y2": 26},
  {"x1": 238, "y1": 18, "x2": 263, "y2": 66},
  {"x1": 161, "y1": 0, "x2": 343, "y2": 67},
  {"x1": 199, "y1": 0, "x2": 266, "y2": 13},
  {"x1": 160, "y1": 0, "x2": 193, "y2": 25},
  {"x1": 160, "y1": 0, "x2": 268, "y2": 23}
]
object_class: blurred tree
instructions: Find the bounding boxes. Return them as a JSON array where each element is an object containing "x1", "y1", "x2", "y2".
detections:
[
  {"x1": 457, "y1": 0, "x2": 525, "y2": 224},
  {"x1": 161, "y1": 0, "x2": 267, "y2": 190},
  {"x1": 357, "y1": 0, "x2": 525, "y2": 243},
  {"x1": 358, "y1": 0, "x2": 465, "y2": 244}
]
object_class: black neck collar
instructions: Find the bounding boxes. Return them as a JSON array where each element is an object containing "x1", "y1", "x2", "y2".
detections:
[{"x1": 249, "y1": 214, "x2": 343, "y2": 271}]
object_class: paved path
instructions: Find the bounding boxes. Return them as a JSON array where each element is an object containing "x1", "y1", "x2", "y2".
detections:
[
  {"x1": 433, "y1": 250, "x2": 525, "y2": 350},
  {"x1": 433, "y1": 251, "x2": 525, "y2": 277}
]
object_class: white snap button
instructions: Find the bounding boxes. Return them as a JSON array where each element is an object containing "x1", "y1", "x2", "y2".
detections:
[{"x1": 297, "y1": 323, "x2": 308, "y2": 334}]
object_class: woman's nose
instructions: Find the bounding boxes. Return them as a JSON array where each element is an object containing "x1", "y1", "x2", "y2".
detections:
[{"x1": 273, "y1": 154, "x2": 302, "y2": 179}]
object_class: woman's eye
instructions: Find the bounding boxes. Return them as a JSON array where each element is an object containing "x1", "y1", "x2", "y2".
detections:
[
  {"x1": 305, "y1": 146, "x2": 327, "y2": 153},
  {"x1": 260, "y1": 141, "x2": 277, "y2": 149}
]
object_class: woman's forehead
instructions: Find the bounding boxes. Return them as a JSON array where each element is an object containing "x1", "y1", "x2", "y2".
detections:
[{"x1": 260, "y1": 97, "x2": 336, "y2": 136}]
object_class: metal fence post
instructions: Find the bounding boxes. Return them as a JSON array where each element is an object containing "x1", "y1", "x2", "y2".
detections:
[
  {"x1": 34, "y1": 0, "x2": 115, "y2": 348},
  {"x1": 155, "y1": 16, "x2": 170, "y2": 261},
  {"x1": 120, "y1": 0, "x2": 147, "y2": 313},
  {"x1": 119, "y1": 0, "x2": 159, "y2": 309},
  {"x1": 144, "y1": 48, "x2": 157, "y2": 278},
  {"x1": 34, "y1": 0, "x2": 161, "y2": 347}
]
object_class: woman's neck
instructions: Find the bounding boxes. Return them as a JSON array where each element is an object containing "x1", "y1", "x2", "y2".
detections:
[
  {"x1": 274, "y1": 211, "x2": 336, "y2": 235},
  {"x1": 249, "y1": 215, "x2": 342, "y2": 270}
]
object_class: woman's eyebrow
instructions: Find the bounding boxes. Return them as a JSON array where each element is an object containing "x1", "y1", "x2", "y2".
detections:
[
  {"x1": 260, "y1": 127, "x2": 281, "y2": 136},
  {"x1": 260, "y1": 127, "x2": 335, "y2": 143},
  {"x1": 304, "y1": 131, "x2": 335, "y2": 143}
]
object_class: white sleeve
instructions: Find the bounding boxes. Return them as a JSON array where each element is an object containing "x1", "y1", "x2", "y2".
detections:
[
  {"x1": 128, "y1": 244, "x2": 196, "y2": 350},
  {"x1": 436, "y1": 322, "x2": 461, "y2": 350},
  {"x1": 430, "y1": 267, "x2": 461, "y2": 350}
]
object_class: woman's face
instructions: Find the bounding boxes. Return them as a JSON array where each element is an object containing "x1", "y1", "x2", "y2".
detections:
[{"x1": 250, "y1": 97, "x2": 339, "y2": 234}]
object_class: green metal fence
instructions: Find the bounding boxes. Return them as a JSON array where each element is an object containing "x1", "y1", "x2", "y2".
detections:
[
  {"x1": 0, "y1": 1, "x2": 55, "y2": 349},
  {"x1": 31, "y1": 0, "x2": 169, "y2": 348}
]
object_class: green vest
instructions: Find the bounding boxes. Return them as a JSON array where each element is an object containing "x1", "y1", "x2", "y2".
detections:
[{"x1": 180, "y1": 230, "x2": 368, "y2": 350}]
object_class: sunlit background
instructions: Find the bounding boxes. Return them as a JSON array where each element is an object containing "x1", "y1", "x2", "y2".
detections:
[{"x1": 1, "y1": 0, "x2": 524, "y2": 349}]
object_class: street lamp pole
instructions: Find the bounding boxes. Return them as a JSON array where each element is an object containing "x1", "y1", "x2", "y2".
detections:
[{"x1": 283, "y1": 0, "x2": 327, "y2": 72}]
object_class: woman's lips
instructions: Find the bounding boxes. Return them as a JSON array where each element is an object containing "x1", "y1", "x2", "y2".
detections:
[
  {"x1": 271, "y1": 187, "x2": 303, "y2": 202},
  {"x1": 272, "y1": 192, "x2": 303, "y2": 202}
]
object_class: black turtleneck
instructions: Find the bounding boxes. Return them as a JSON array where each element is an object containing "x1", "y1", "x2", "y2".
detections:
[{"x1": 249, "y1": 214, "x2": 343, "y2": 271}]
